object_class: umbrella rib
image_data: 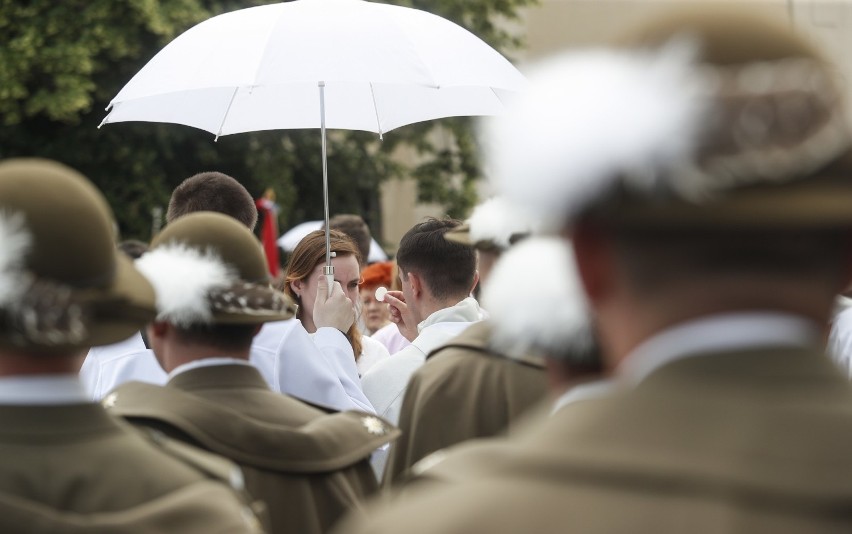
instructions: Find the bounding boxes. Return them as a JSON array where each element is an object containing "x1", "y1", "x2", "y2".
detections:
[
  {"x1": 98, "y1": 102, "x2": 116, "y2": 129},
  {"x1": 369, "y1": 82, "x2": 384, "y2": 140},
  {"x1": 214, "y1": 87, "x2": 240, "y2": 141},
  {"x1": 490, "y1": 86, "x2": 506, "y2": 107}
]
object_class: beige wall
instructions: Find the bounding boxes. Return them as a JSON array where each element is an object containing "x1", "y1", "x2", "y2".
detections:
[{"x1": 522, "y1": 0, "x2": 852, "y2": 115}]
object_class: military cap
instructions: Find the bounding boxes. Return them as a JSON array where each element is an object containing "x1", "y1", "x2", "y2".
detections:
[
  {"x1": 485, "y1": 6, "x2": 852, "y2": 229},
  {"x1": 0, "y1": 158, "x2": 156, "y2": 353},
  {"x1": 445, "y1": 197, "x2": 538, "y2": 250},
  {"x1": 481, "y1": 236, "x2": 593, "y2": 363},
  {"x1": 136, "y1": 211, "x2": 295, "y2": 325}
]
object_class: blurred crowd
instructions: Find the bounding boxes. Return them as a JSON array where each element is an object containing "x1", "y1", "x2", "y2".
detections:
[{"x1": 5, "y1": 4, "x2": 852, "y2": 533}]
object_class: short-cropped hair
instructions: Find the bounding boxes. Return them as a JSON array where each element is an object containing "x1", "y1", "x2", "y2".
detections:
[
  {"x1": 327, "y1": 214, "x2": 371, "y2": 263},
  {"x1": 167, "y1": 172, "x2": 258, "y2": 230},
  {"x1": 396, "y1": 217, "x2": 476, "y2": 300},
  {"x1": 173, "y1": 323, "x2": 258, "y2": 352}
]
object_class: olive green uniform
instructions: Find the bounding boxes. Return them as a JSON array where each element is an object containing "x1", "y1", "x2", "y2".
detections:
[
  {"x1": 0, "y1": 159, "x2": 266, "y2": 533},
  {"x1": 384, "y1": 321, "x2": 547, "y2": 484},
  {"x1": 338, "y1": 347, "x2": 852, "y2": 533},
  {"x1": 0, "y1": 402, "x2": 263, "y2": 533},
  {"x1": 108, "y1": 364, "x2": 398, "y2": 534}
]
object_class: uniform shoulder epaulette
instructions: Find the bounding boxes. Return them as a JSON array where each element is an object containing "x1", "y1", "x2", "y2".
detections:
[{"x1": 285, "y1": 395, "x2": 339, "y2": 414}]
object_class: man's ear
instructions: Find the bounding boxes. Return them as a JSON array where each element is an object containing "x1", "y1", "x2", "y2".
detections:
[
  {"x1": 568, "y1": 221, "x2": 616, "y2": 306},
  {"x1": 407, "y1": 271, "x2": 423, "y2": 298},
  {"x1": 470, "y1": 270, "x2": 480, "y2": 296},
  {"x1": 147, "y1": 321, "x2": 170, "y2": 342}
]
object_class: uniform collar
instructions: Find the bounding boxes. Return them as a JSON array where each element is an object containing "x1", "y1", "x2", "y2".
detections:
[
  {"x1": 0, "y1": 374, "x2": 89, "y2": 405},
  {"x1": 168, "y1": 357, "x2": 253, "y2": 380},
  {"x1": 618, "y1": 312, "x2": 821, "y2": 386},
  {"x1": 552, "y1": 379, "x2": 615, "y2": 414},
  {"x1": 417, "y1": 297, "x2": 483, "y2": 333},
  {"x1": 167, "y1": 361, "x2": 267, "y2": 392}
]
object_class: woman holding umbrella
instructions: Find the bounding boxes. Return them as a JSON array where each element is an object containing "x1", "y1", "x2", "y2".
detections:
[{"x1": 284, "y1": 230, "x2": 391, "y2": 376}]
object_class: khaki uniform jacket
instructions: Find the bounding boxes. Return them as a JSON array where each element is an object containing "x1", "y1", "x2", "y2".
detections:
[
  {"x1": 0, "y1": 403, "x2": 263, "y2": 533},
  {"x1": 384, "y1": 321, "x2": 547, "y2": 485},
  {"x1": 337, "y1": 347, "x2": 852, "y2": 534},
  {"x1": 107, "y1": 364, "x2": 399, "y2": 534}
]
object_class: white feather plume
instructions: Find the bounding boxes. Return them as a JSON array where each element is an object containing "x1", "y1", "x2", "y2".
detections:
[
  {"x1": 135, "y1": 243, "x2": 235, "y2": 327},
  {"x1": 0, "y1": 211, "x2": 32, "y2": 308},
  {"x1": 467, "y1": 197, "x2": 542, "y2": 249},
  {"x1": 482, "y1": 39, "x2": 705, "y2": 225},
  {"x1": 481, "y1": 237, "x2": 592, "y2": 360}
]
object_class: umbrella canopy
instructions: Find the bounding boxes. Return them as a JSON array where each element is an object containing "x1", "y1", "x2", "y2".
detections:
[
  {"x1": 101, "y1": 0, "x2": 527, "y2": 137},
  {"x1": 101, "y1": 0, "x2": 526, "y2": 286},
  {"x1": 278, "y1": 220, "x2": 388, "y2": 263}
]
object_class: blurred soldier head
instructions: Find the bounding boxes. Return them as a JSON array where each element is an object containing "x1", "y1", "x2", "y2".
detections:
[
  {"x1": 445, "y1": 197, "x2": 535, "y2": 291},
  {"x1": 485, "y1": 7, "x2": 852, "y2": 370},
  {"x1": 136, "y1": 212, "x2": 295, "y2": 371},
  {"x1": 0, "y1": 159, "x2": 156, "y2": 364}
]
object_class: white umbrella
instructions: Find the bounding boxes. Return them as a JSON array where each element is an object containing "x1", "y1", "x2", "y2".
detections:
[
  {"x1": 101, "y1": 0, "x2": 526, "y2": 287},
  {"x1": 278, "y1": 220, "x2": 388, "y2": 263}
]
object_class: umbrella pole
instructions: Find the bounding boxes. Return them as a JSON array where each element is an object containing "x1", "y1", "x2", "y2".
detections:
[{"x1": 319, "y1": 81, "x2": 335, "y2": 296}]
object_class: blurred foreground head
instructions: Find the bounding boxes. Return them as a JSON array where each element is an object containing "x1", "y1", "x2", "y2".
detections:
[
  {"x1": 483, "y1": 6, "x2": 852, "y2": 367},
  {"x1": 0, "y1": 159, "x2": 156, "y2": 354},
  {"x1": 487, "y1": 7, "x2": 852, "y2": 231}
]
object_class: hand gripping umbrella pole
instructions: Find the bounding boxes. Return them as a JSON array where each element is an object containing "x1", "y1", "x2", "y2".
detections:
[{"x1": 319, "y1": 81, "x2": 335, "y2": 296}]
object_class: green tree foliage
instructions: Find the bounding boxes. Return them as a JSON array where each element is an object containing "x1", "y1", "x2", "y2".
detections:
[{"x1": 0, "y1": 0, "x2": 534, "y2": 241}]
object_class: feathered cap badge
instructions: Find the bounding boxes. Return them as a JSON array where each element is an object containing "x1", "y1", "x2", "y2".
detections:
[
  {"x1": 138, "y1": 212, "x2": 296, "y2": 326},
  {"x1": 481, "y1": 236, "x2": 597, "y2": 365}
]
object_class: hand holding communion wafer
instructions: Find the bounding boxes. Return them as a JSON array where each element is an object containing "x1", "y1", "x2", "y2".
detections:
[{"x1": 382, "y1": 289, "x2": 418, "y2": 342}]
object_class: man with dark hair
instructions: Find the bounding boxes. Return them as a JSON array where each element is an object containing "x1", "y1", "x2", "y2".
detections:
[
  {"x1": 382, "y1": 199, "x2": 554, "y2": 485},
  {"x1": 394, "y1": 218, "x2": 478, "y2": 306},
  {"x1": 336, "y1": 6, "x2": 852, "y2": 533},
  {"x1": 82, "y1": 172, "x2": 374, "y2": 413},
  {"x1": 361, "y1": 217, "x2": 482, "y2": 476},
  {"x1": 327, "y1": 214, "x2": 372, "y2": 265},
  {"x1": 0, "y1": 159, "x2": 263, "y2": 532},
  {"x1": 167, "y1": 171, "x2": 258, "y2": 230},
  {"x1": 106, "y1": 212, "x2": 397, "y2": 534}
]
